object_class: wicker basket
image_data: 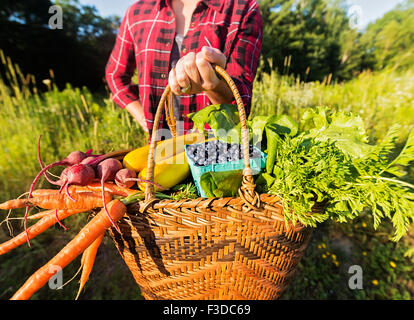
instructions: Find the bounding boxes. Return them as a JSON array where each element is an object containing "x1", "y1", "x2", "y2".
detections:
[{"x1": 108, "y1": 66, "x2": 314, "y2": 300}]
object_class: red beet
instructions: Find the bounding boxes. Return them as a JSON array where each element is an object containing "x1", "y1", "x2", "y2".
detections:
[
  {"x1": 53, "y1": 164, "x2": 95, "y2": 231},
  {"x1": 97, "y1": 158, "x2": 123, "y2": 181},
  {"x1": 36, "y1": 135, "x2": 89, "y2": 187},
  {"x1": 114, "y1": 169, "x2": 137, "y2": 189},
  {"x1": 80, "y1": 156, "x2": 98, "y2": 165},
  {"x1": 114, "y1": 168, "x2": 168, "y2": 190},
  {"x1": 25, "y1": 137, "x2": 94, "y2": 246},
  {"x1": 66, "y1": 164, "x2": 95, "y2": 186},
  {"x1": 96, "y1": 158, "x2": 123, "y2": 231}
]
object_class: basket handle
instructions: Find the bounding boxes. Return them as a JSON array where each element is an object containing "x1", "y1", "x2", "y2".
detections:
[{"x1": 145, "y1": 65, "x2": 260, "y2": 209}]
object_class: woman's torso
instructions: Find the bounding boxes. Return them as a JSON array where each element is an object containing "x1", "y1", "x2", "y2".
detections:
[{"x1": 122, "y1": 0, "x2": 259, "y2": 135}]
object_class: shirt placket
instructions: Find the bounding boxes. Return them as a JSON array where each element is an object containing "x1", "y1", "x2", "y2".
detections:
[
  {"x1": 150, "y1": 4, "x2": 176, "y2": 133},
  {"x1": 179, "y1": 2, "x2": 206, "y2": 126},
  {"x1": 160, "y1": 8, "x2": 175, "y2": 82},
  {"x1": 180, "y1": 2, "x2": 204, "y2": 57}
]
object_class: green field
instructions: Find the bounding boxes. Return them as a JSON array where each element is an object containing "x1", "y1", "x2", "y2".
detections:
[{"x1": 0, "y1": 53, "x2": 413, "y2": 300}]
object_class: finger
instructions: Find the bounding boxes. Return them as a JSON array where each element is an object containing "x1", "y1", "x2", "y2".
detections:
[
  {"x1": 201, "y1": 46, "x2": 226, "y2": 68},
  {"x1": 183, "y1": 52, "x2": 201, "y2": 86},
  {"x1": 168, "y1": 68, "x2": 182, "y2": 96},
  {"x1": 136, "y1": 117, "x2": 148, "y2": 133},
  {"x1": 196, "y1": 54, "x2": 219, "y2": 91},
  {"x1": 141, "y1": 122, "x2": 149, "y2": 133},
  {"x1": 175, "y1": 59, "x2": 191, "y2": 90}
]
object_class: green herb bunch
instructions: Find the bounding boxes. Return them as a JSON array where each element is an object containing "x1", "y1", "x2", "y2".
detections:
[
  {"x1": 169, "y1": 183, "x2": 199, "y2": 201},
  {"x1": 258, "y1": 137, "x2": 352, "y2": 226},
  {"x1": 259, "y1": 108, "x2": 414, "y2": 241}
]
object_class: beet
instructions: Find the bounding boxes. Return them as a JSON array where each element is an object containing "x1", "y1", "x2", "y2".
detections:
[
  {"x1": 80, "y1": 156, "x2": 97, "y2": 165},
  {"x1": 96, "y1": 158, "x2": 123, "y2": 231},
  {"x1": 115, "y1": 168, "x2": 137, "y2": 189},
  {"x1": 97, "y1": 158, "x2": 123, "y2": 181},
  {"x1": 114, "y1": 168, "x2": 169, "y2": 191},
  {"x1": 36, "y1": 135, "x2": 91, "y2": 187},
  {"x1": 66, "y1": 164, "x2": 95, "y2": 186}
]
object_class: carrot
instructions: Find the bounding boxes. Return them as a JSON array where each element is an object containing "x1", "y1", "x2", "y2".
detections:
[
  {"x1": 75, "y1": 233, "x2": 104, "y2": 300},
  {"x1": 28, "y1": 209, "x2": 56, "y2": 220},
  {"x1": 54, "y1": 184, "x2": 69, "y2": 230},
  {"x1": 31, "y1": 183, "x2": 139, "y2": 198},
  {"x1": 0, "y1": 209, "x2": 55, "y2": 221},
  {"x1": 31, "y1": 189, "x2": 60, "y2": 197},
  {"x1": 10, "y1": 199, "x2": 126, "y2": 300},
  {"x1": 32, "y1": 186, "x2": 94, "y2": 197},
  {"x1": 0, "y1": 209, "x2": 86, "y2": 255},
  {"x1": 0, "y1": 199, "x2": 28, "y2": 211},
  {"x1": 85, "y1": 182, "x2": 140, "y2": 197},
  {"x1": 0, "y1": 191, "x2": 112, "y2": 210}
]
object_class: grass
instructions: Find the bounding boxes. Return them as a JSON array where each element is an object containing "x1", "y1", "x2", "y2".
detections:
[
  {"x1": 252, "y1": 65, "x2": 414, "y2": 142},
  {"x1": 282, "y1": 216, "x2": 414, "y2": 300},
  {"x1": 0, "y1": 51, "x2": 413, "y2": 300},
  {"x1": 0, "y1": 51, "x2": 147, "y2": 203}
]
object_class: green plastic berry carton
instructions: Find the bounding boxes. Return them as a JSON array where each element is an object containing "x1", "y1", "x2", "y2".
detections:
[{"x1": 184, "y1": 142, "x2": 267, "y2": 197}]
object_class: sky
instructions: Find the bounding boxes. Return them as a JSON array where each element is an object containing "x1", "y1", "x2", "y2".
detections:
[
  {"x1": 79, "y1": 0, "x2": 406, "y2": 29},
  {"x1": 346, "y1": 0, "x2": 405, "y2": 28}
]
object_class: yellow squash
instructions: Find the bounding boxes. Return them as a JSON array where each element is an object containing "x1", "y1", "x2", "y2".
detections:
[
  {"x1": 123, "y1": 132, "x2": 205, "y2": 172},
  {"x1": 138, "y1": 152, "x2": 189, "y2": 191},
  {"x1": 123, "y1": 143, "x2": 151, "y2": 172}
]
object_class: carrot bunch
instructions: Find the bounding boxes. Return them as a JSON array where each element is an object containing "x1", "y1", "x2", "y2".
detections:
[
  {"x1": 0, "y1": 182, "x2": 138, "y2": 300},
  {"x1": 10, "y1": 200, "x2": 127, "y2": 300},
  {"x1": 0, "y1": 143, "x2": 152, "y2": 300}
]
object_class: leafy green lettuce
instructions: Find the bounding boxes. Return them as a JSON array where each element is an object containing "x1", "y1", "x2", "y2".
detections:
[
  {"x1": 187, "y1": 104, "x2": 241, "y2": 143},
  {"x1": 199, "y1": 170, "x2": 243, "y2": 198},
  {"x1": 301, "y1": 107, "x2": 375, "y2": 159},
  {"x1": 188, "y1": 104, "x2": 298, "y2": 146}
]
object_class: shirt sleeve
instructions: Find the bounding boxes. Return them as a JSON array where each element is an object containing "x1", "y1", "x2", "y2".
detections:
[
  {"x1": 105, "y1": 7, "x2": 139, "y2": 109},
  {"x1": 225, "y1": 1, "x2": 263, "y2": 118}
]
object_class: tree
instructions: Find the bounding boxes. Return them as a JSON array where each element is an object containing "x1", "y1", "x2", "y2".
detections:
[
  {"x1": 0, "y1": 0, "x2": 120, "y2": 91},
  {"x1": 258, "y1": 0, "x2": 365, "y2": 81},
  {"x1": 361, "y1": 0, "x2": 414, "y2": 70},
  {"x1": 0, "y1": 0, "x2": 52, "y2": 25}
]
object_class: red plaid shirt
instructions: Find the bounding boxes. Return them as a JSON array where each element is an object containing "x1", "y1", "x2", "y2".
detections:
[{"x1": 105, "y1": 0, "x2": 263, "y2": 135}]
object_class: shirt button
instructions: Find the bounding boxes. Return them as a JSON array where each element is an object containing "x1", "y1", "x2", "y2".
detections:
[
  {"x1": 161, "y1": 73, "x2": 167, "y2": 79},
  {"x1": 166, "y1": 41, "x2": 171, "y2": 47},
  {"x1": 191, "y1": 22, "x2": 195, "y2": 27},
  {"x1": 182, "y1": 48, "x2": 187, "y2": 54}
]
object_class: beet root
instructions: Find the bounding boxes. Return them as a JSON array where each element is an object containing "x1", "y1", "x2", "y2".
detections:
[
  {"x1": 114, "y1": 169, "x2": 137, "y2": 189},
  {"x1": 97, "y1": 158, "x2": 123, "y2": 182},
  {"x1": 66, "y1": 164, "x2": 95, "y2": 186}
]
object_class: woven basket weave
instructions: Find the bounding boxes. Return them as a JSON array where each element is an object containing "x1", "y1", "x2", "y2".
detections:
[{"x1": 109, "y1": 66, "x2": 315, "y2": 300}]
